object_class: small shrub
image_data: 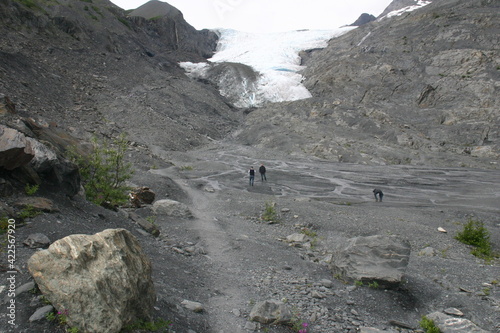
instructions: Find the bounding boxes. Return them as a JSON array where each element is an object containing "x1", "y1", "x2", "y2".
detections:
[
  {"x1": 455, "y1": 218, "x2": 492, "y2": 259},
  {"x1": 261, "y1": 201, "x2": 279, "y2": 223},
  {"x1": 68, "y1": 134, "x2": 134, "y2": 208},
  {"x1": 368, "y1": 281, "x2": 379, "y2": 289},
  {"x1": 24, "y1": 183, "x2": 39, "y2": 196},
  {"x1": 18, "y1": 205, "x2": 41, "y2": 219},
  {"x1": 420, "y1": 316, "x2": 441, "y2": 333},
  {"x1": 300, "y1": 228, "x2": 317, "y2": 238}
]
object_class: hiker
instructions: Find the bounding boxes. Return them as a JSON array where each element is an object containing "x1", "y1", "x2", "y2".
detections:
[
  {"x1": 373, "y1": 189, "x2": 383, "y2": 202},
  {"x1": 259, "y1": 164, "x2": 267, "y2": 181},
  {"x1": 249, "y1": 167, "x2": 255, "y2": 186}
]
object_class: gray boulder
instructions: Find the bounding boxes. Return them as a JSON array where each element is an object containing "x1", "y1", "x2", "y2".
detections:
[
  {"x1": 329, "y1": 235, "x2": 411, "y2": 288},
  {"x1": 249, "y1": 299, "x2": 292, "y2": 324},
  {"x1": 23, "y1": 233, "x2": 51, "y2": 249},
  {"x1": 426, "y1": 311, "x2": 490, "y2": 333},
  {"x1": 153, "y1": 199, "x2": 193, "y2": 218},
  {"x1": 27, "y1": 228, "x2": 155, "y2": 333},
  {"x1": 0, "y1": 125, "x2": 34, "y2": 170}
]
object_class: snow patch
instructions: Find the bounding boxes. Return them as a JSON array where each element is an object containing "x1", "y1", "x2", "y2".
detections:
[{"x1": 381, "y1": 0, "x2": 432, "y2": 19}]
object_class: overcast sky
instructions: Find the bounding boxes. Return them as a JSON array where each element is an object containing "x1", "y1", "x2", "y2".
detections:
[{"x1": 109, "y1": 0, "x2": 394, "y2": 33}]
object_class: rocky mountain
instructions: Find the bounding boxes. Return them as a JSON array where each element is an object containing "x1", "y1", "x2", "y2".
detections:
[
  {"x1": 349, "y1": 13, "x2": 376, "y2": 26},
  {"x1": 0, "y1": 0, "x2": 240, "y2": 155},
  {"x1": 235, "y1": 0, "x2": 499, "y2": 169},
  {"x1": 0, "y1": 0, "x2": 499, "y2": 332}
]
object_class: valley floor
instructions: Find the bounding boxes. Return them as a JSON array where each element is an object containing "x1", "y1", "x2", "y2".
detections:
[{"x1": 2, "y1": 142, "x2": 500, "y2": 332}]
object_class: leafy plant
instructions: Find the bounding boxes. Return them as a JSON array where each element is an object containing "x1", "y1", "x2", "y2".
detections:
[
  {"x1": 18, "y1": 205, "x2": 41, "y2": 219},
  {"x1": 300, "y1": 228, "x2": 317, "y2": 238},
  {"x1": 420, "y1": 316, "x2": 441, "y2": 333},
  {"x1": 261, "y1": 201, "x2": 279, "y2": 223},
  {"x1": 368, "y1": 281, "x2": 379, "y2": 289},
  {"x1": 24, "y1": 183, "x2": 39, "y2": 196},
  {"x1": 68, "y1": 134, "x2": 134, "y2": 208},
  {"x1": 455, "y1": 218, "x2": 493, "y2": 259}
]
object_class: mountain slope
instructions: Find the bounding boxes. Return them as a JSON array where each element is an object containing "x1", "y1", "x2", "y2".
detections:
[
  {"x1": 0, "y1": 0, "x2": 239, "y2": 152},
  {"x1": 234, "y1": 0, "x2": 499, "y2": 169}
]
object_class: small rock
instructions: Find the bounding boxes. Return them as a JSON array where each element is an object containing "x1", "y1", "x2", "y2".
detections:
[
  {"x1": 29, "y1": 305, "x2": 54, "y2": 322},
  {"x1": 320, "y1": 279, "x2": 333, "y2": 288},
  {"x1": 181, "y1": 300, "x2": 204, "y2": 313},
  {"x1": 444, "y1": 307, "x2": 464, "y2": 316},
  {"x1": 23, "y1": 233, "x2": 51, "y2": 248},
  {"x1": 418, "y1": 247, "x2": 436, "y2": 257},
  {"x1": 438, "y1": 227, "x2": 447, "y2": 233},
  {"x1": 286, "y1": 233, "x2": 307, "y2": 243}
]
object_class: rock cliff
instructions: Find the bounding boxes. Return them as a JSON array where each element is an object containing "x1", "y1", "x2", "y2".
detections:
[{"x1": 234, "y1": 0, "x2": 499, "y2": 169}]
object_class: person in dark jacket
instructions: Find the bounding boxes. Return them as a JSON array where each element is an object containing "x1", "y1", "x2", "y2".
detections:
[
  {"x1": 373, "y1": 189, "x2": 383, "y2": 202},
  {"x1": 249, "y1": 167, "x2": 255, "y2": 186},
  {"x1": 259, "y1": 164, "x2": 267, "y2": 181}
]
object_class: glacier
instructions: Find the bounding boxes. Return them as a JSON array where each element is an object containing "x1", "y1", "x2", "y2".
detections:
[
  {"x1": 180, "y1": 27, "x2": 355, "y2": 108},
  {"x1": 179, "y1": 1, "x2": 432, "y2": 108}
]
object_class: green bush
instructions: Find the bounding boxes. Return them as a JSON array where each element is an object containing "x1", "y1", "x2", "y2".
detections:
[
  {"x1": 68, "y1": 134, "x2": 133, "y2": 207},
  {"x1": 261, "y1": 201, "x2": 279, "y2": 223},
  {"x1": 420, "y1": 316, "x2": 441, "y2": 333},
  {"x1": 455, "y1": 218, "x2": 492, "y2": 259},
  {"x1": 24, "y1": 183, "x2": 39, "y2": 196}
]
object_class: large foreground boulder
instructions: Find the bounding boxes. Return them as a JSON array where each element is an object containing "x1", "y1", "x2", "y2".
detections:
[
  {"x1": 27, "y1": 228, "x2": 155, "y2": 333},
  {"x1": 329, "y1": 235, "x2": 411, "y2": 288}
]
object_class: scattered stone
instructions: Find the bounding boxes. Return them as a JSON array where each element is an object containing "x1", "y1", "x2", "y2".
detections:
[
  {"x1": 426, "y1": 311, "x2": 489, "y2": 332},
  {"x1": 27, "y1": 228, "x2": 155, "y2": 333},
  {"x1": 320, "y1": 279, "x2": 333, "y2": 288},
  {"x1": 128, "y1": 212, "x2": 160, "y2": 236},
  {"x1": 29, "y1": 305, "x2": 54, "y2": 322},
  {"x1": 23, "y1": 233, "x2": 51, "y2": 248},
  {"x1": 14, "y1": 197, "x2": 59, "y2": 213},
  {"x1": 131, "y1": 187, "x2": 155, "y2": 204},
  {"x1": 153, "y1": 199, "x2": 193, "y2": 218},
  {"x1": 444, "y1": 307, "x2": 464, "y2": 316},
  {"x1": 181, "y1": 300, "x2": 204, "y2": 313},
  {"x1": 389, "y1": 319, "x2": 414, "y2": 329},
  {"x1": 249, "y1": 299, "x2": 292, "y2": 324},
  {"x1": 418, "y1": 247, "x2": 437, "y2": 257},
  {"x1": 438, "y1": 227, "x2": 447, "y2": 233},
  {"x1": 286, "y1": 233, "x2": 307, "y2": 243}
]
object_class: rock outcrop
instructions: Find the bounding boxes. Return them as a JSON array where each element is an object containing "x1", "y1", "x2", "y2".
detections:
[
  {"x1": 328, "y1": 235, "x2": 411, "y2": 288},
  {"x1": 0, "y1": 118, "x2": 81, "y2": 196},
  {"x1": 235, "y1": 0, "x2": 499, "y2": 169},
  {"x1": 27, "y1": 228, "x2": 155, "y2": 333}
]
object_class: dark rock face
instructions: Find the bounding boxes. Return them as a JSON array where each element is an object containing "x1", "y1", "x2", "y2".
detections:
[
  {"x1": 349, "y1": 13, "x2": 376, "y2": 26},
  {"x1": 128, "y1": 0, "x2": 219, "y2": 58},
  {"x1": 236, "y1": 0, "x2": 499, "y2": 169},
  {"x1": 0, "y1": 0, "x2": 240, "y2": 157}
]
